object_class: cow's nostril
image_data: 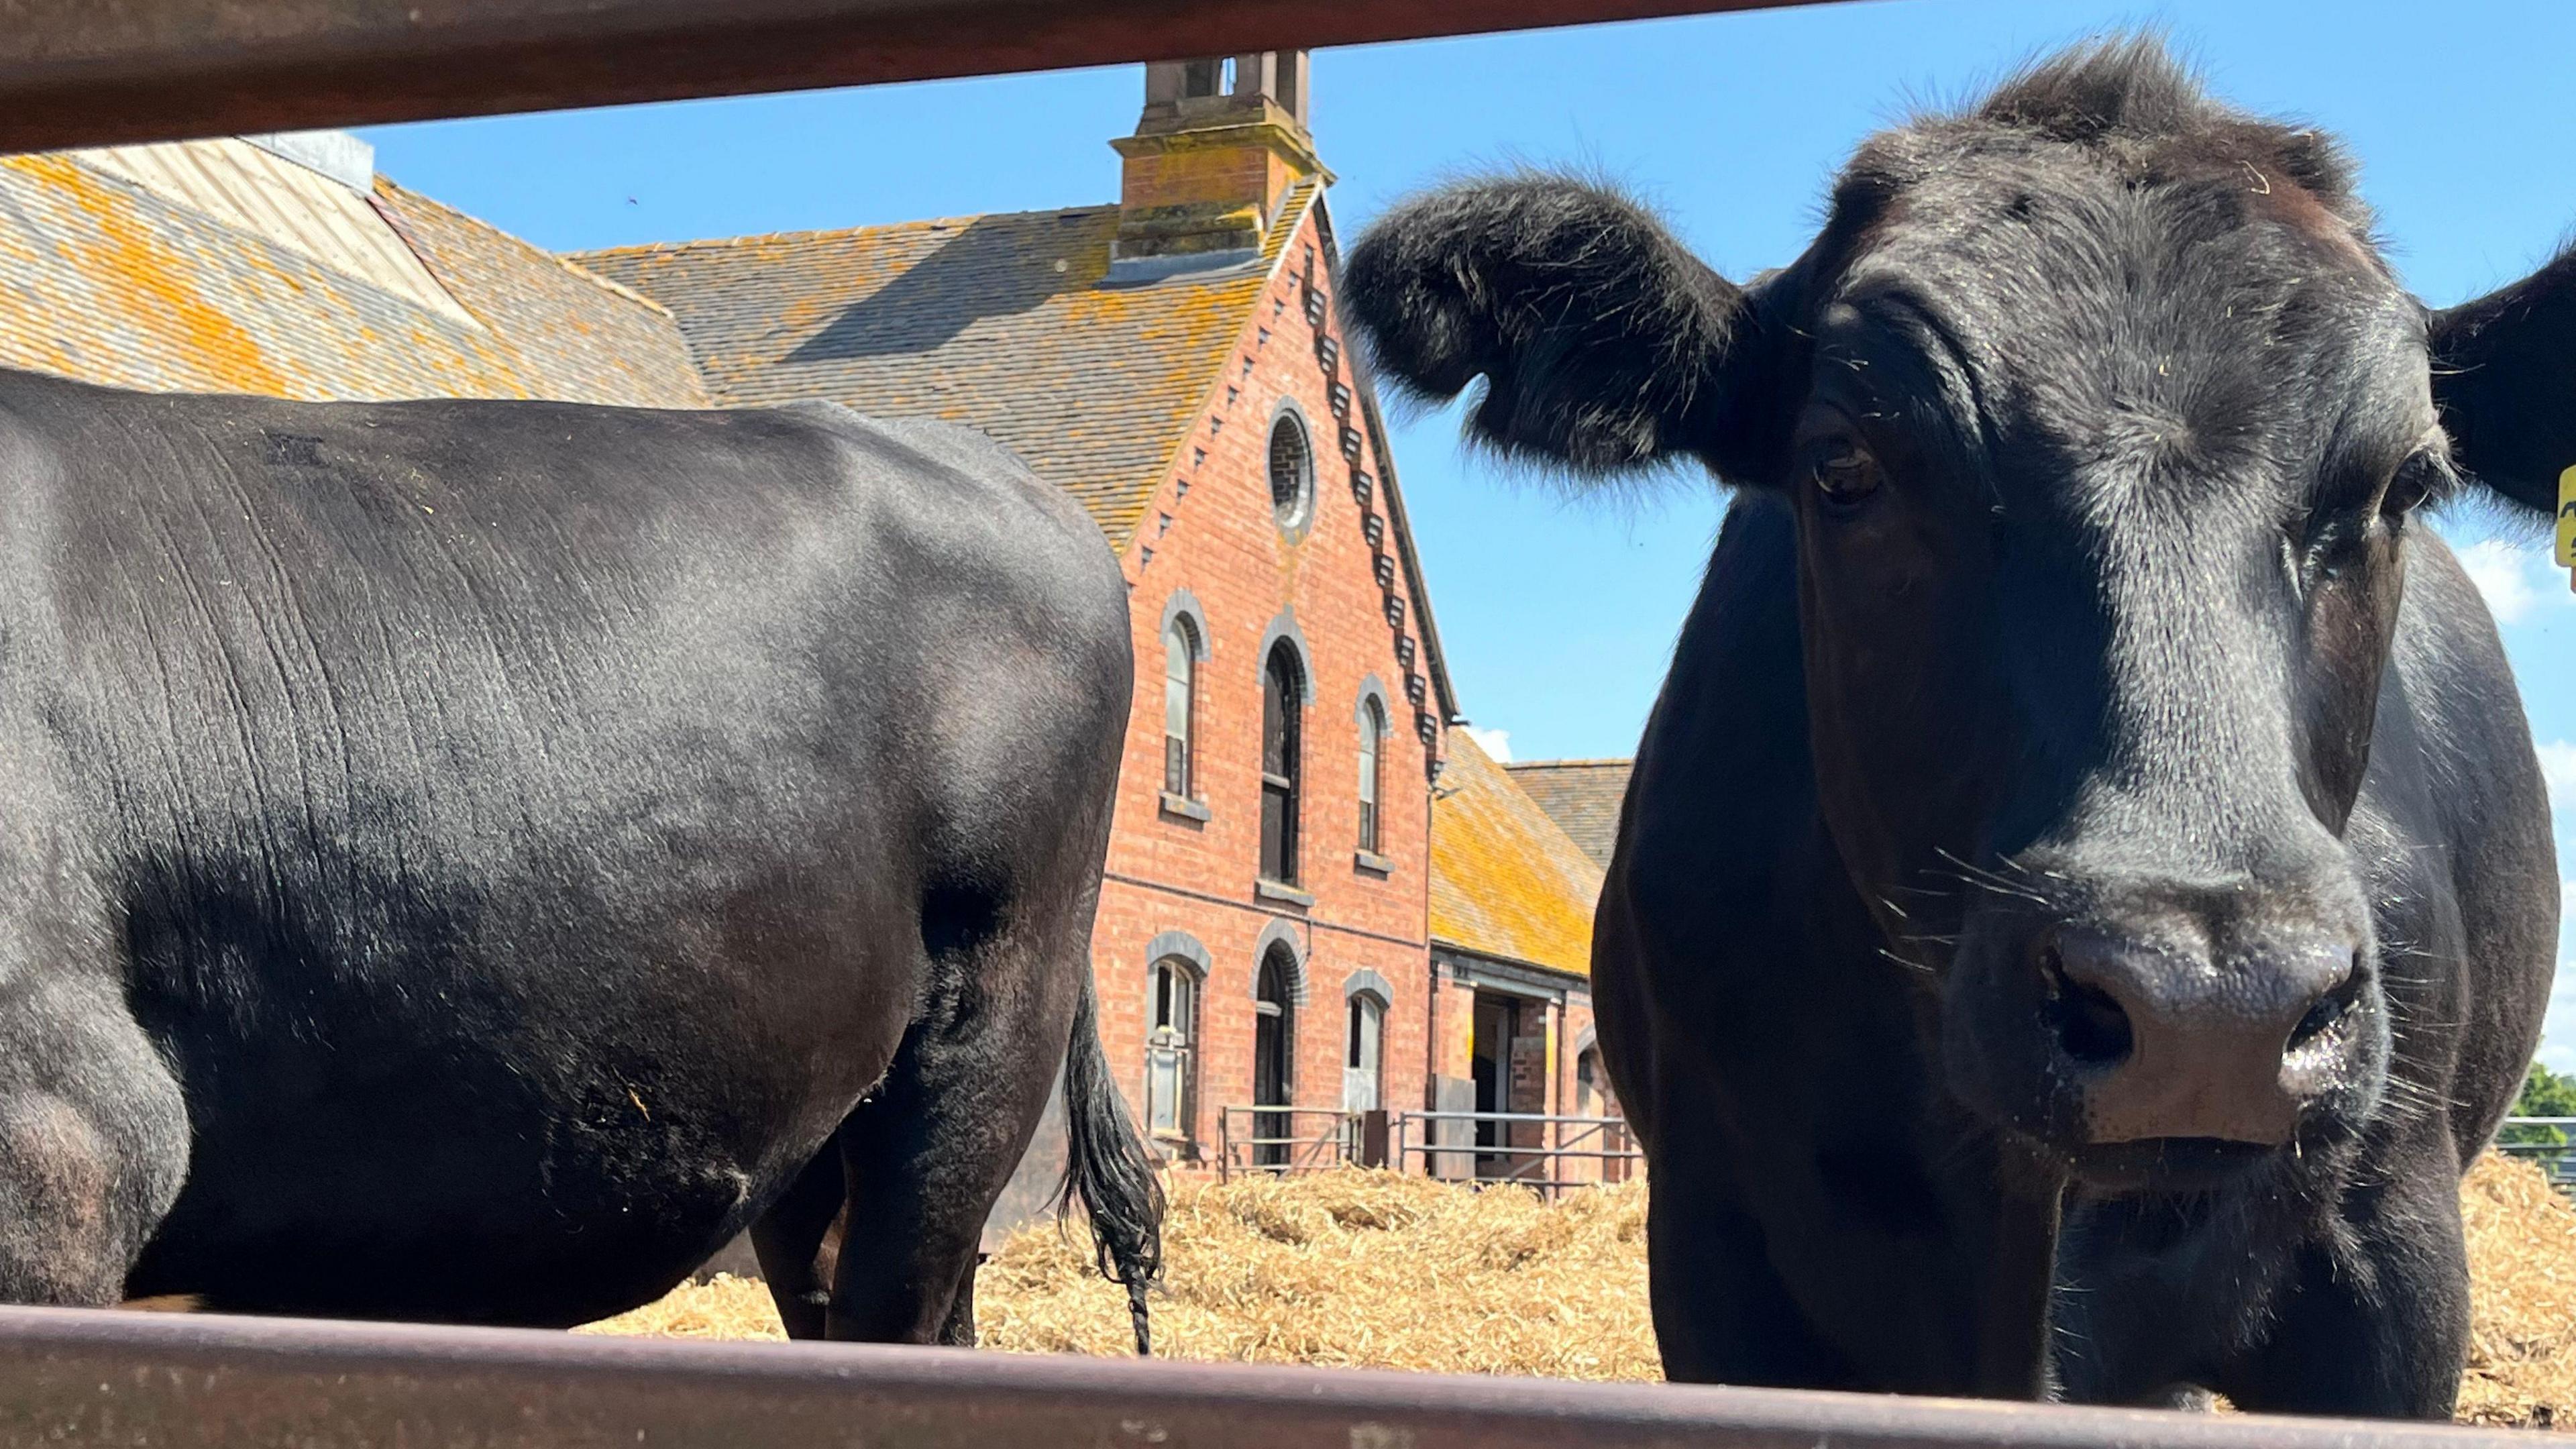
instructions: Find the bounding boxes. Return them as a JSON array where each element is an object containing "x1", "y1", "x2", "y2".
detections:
[
  {"x1": 2286, "y1": 953, "x2": 2363, "y2": 1052},
  {"x1": 2288, "y1": 996, "x2": 2339, "y2": 1051},
  {"x1": 2042, "y1": 945, "x2": 2134, "y2": 1067}
]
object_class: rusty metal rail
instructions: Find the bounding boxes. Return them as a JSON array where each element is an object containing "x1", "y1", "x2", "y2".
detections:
[
  {"x1": 0, "y1": 0, "x2": 1845, "y2": 153},
  {"x1": 0, "y1": 1303, "x2": 2535, "y2": 1448}
]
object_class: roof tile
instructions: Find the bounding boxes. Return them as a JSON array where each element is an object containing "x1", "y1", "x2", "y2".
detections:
[
  {"x1": 1502, "y1": 759, "x2": 1633, "y2": 868},
  {"x1": 574, "y1": 183, "x2": 1319, "y2": 551},
  {"x1": 1432, "y1": 735, "x2": 1606, "y2": 976},
  {"x1": 0, "y1": 142, "x2": 704, "y2": 409}
]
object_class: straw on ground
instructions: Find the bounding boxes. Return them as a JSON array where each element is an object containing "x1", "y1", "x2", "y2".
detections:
[{"x1": 580, "y1": 1154, "x2": 2576, "y2": 1430}]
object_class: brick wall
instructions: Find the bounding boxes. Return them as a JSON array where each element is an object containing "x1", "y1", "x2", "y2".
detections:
[{"x1": 1090, "y1": 203, "x2": 1439, "y2": 1173}]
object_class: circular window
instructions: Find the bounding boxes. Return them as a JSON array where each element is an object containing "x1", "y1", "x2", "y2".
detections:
[{"x1": 1268, "y1": 412, "x2": 1315, "y2": 532}]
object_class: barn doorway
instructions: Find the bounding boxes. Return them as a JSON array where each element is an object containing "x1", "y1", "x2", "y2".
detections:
[
  {"x1": 1471, "y1": 991, "x2": 1548, "y2": 1177},
  {"x1": 1253, "y1": 946, "x2": 1297, "y2": 1169}
]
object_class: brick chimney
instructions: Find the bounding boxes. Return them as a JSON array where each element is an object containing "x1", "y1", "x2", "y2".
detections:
[{"x1": 1113, "y1": 52, "x2": 1329, "y2": 264}]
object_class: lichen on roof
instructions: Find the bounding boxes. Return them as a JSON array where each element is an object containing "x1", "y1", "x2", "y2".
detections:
[
  {"x1": 0, "y1": 143, "x2": 706, "y2": 409},
  {"x1": 1431, "y1": 734, "x2": 1607, "y2": 977},
  {"x1": 574, "y1": 180, "x2": 1322, "y2": 552}
]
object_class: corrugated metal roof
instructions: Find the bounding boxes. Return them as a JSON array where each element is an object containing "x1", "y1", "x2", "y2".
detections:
[
  {"x1": 574, "y1": 182, "x2": 1320, "y2": 551},
  {"x1": 1431, "y1": 734, "x2": 1605, "y2": 977}
]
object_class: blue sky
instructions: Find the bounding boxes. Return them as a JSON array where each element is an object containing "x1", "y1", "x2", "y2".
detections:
[{"x1": 362, "y1": 0, "x2": 2576, "y2": 1070}]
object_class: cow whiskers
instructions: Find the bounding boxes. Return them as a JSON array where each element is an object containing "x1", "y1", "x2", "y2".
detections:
[
  {"x1": 1877, "y1": 947, "x2": 1938, "y2": 978},
  {"x1": 1931, "y1": 848, "x2": 2055, "y2": 907}
]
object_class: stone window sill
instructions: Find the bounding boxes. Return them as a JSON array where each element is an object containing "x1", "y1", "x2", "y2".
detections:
[
  {"x1": 1159, "y1": 791, "x2": 1211, "y2": 823},
  {"x1": 1353, "y1": 850, "x2": 1395, "y2": 877},
  {"x1": 1255, "y1": 878, "x2": 1315, "y2": 909}
]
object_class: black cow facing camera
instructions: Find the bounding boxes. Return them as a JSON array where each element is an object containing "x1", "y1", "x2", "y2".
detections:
[{"x1": 1347, "y1": 36, "x2": 2557, "y2": 1419}]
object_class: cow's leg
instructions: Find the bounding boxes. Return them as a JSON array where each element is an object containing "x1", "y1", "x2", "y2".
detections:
[
  {"x1": 820, "y1": 922, "x2": 1069, "y2": 1344},
  {"x1": 0, "y1": 971, "x2": 189, "y2": 1304},
  {"x1": 749, "y1": 1144, "x2": 847, "y2": 1340},
  {"x1": 935, "y1": 1255, "x2": 979, "y2": 1347},
  {"x1": 2214, "y1": 1148, "x2": 2470, "y2": 1420}
]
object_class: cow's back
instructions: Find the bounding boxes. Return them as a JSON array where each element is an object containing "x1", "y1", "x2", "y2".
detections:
[{"x1": 0, "y1": 370, "x2": 1128, "y2": 1323}]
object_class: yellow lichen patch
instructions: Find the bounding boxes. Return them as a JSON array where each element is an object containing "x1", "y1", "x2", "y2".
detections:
[
  {"x1": 572, "y1": 182, "x2": 1332, "y2": 558},
  {"x1": 0, "y1": 154, "x2": 704, "y2": 411},
  {"x1": 11, "y1": 154, "x2": 298, "y2": 398},
  {"x1": 1430, "y1": 733, "x2": 1605, "y2": 977}
]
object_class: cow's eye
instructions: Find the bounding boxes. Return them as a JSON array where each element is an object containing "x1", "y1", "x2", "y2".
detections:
[
  {"x1": 2379, "y1": 451, "x2": 2438, "y2": 520},
  {"x1": 1811, "y1": 439, "x2": 1882, "y2": 512}
]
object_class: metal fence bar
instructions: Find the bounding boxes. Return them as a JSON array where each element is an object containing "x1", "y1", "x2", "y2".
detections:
[
  {"x1": 1217, "y1": 1105, "x2": 1361, "y2": 1179},
  {"x1": 1408, "y1": 1111, "x2": 1639, "y2": 1126},
  {"x1": 0, "y1": 0, "x2": 1849, "y2": 154},
  {"x1": 2496, "y1": 1117, "x2": 2576, "y2": 1191},
  {"x1": 0, "y1": 1304, "x2": 2529, "y2": 1449},
  {"x1": 1389, "y1": 1110, "x2": 1642, "y2": 1199}
]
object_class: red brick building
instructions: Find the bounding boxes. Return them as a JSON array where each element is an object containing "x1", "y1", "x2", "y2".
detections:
[
  {"x1": 0, "y1": 76, "x2": 1618, "y2": 1210},
  {"x1": 575, "y1": 53, "x2": 1459, "y2": 1177},
  {"x1": 1426, "y1": 735, "x2": 1620, "y2": 1185}
]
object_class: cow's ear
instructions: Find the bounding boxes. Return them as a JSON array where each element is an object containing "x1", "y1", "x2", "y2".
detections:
[
  {"x1": 1344, "y1": 176, "x2": 1772, "y2": 482},
  {"x1": 2429, "y1": 248, "x2": 2576, "y2": 515}
]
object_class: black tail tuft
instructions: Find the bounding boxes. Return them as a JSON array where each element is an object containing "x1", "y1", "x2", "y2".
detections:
[{"x1": 1059, "y1": 973, "x2": 1165, "y2": 1355}]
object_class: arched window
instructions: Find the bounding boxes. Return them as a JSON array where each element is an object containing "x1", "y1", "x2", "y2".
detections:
[
  {"x1": 1163, "y1": 616, "x2": 1197, "y2": 798},
  {"x1": 1144, "y1": 957, "x2": 1199, "y2": 1150},
  {"x1": 1254, "y1": 947, "x2": 1297, "y2": 1169},
  {"x1": 1344, "y1": 992, "x2": 1385, "y2": 1112},
  {"x1": 1260, "y1": 643, "x2": 1303, "y2": 885},
  {"x1": 1356, "y1": 697, "x2": 1386, "y2": 854},
  {"x1": 1268, "y1": 412, "x2": 1313, "y2": 530}
]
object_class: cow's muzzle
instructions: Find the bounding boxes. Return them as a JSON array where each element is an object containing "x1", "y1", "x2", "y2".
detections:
[{"x1": 2039, "y1": 924, "x2": 2359, "y2": 1148}]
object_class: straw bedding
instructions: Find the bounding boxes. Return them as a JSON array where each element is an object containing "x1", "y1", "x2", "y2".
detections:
[{"x1": 577, "y1": 1154, "x2": 2576, "y2": 1429}]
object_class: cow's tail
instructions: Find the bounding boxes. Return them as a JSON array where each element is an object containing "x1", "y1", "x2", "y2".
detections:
[{"x1": 1057, "y1": 972, "x2": 1165, "y2": 1355}]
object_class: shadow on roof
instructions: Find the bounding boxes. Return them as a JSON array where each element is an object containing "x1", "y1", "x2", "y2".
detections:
[{"x1": 785, "y1": 213, "x2": 1091, "y2": 363}]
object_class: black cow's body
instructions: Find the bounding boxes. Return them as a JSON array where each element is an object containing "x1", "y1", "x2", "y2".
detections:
[
  {"x1": 1348, "y1": 40, "x2": 2563, "y2": 1416},
  {"x1": 0, "y1": 366, "x2": 1159, "y2": 1338},
  {"x1": 1597, "y1": 498, "x2": 2549, "y2": 1408}
]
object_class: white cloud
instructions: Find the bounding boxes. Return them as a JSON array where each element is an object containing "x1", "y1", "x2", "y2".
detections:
[
  {"x1": 2540, "y1": 741, "x2": 2576, "y2": 811},
  {"x1": 1461, "y1": 725, "x2": 1513, "y2": 763},
  {"x1": 2538, "y1": 959, "x2": 2576, "y2": 1076},
  {"x1": 2459, "y1": 539, "x2": 2544, "y2": 627}
]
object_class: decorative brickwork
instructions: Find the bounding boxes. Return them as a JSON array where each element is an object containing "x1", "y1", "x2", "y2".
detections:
[{"x1": 1092, "y1": 201, "x2": 1444, "y2": 1165}]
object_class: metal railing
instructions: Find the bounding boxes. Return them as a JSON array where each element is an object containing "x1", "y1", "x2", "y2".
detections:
[
  {"x1": 1395, "y1": 1111, "x2": 1643, "y2": 1199},
  {"x1": 2495, "y1": 1116, "x2": 2576, "y2": 1190},
  {"x1": 0, "y1": 1303, "x2": 2534, "y2": 1449},
  {"x1": 0, "y1": 1, "x2": 1847, "y2": 154},
  {"x1": 1215, "y1": 1106, "x2": 1374, "y2": 1179},
  {"x1": 1215, "y1": 1111, "x2": 2576, "y2": 1199},
  {"x1": 1206, "y1": 1106, "x2": 1641, "y2": 1196}
]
